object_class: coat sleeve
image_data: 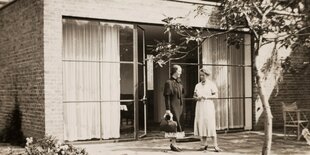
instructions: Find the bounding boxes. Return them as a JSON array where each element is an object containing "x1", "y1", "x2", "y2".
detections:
[
  {"x1": 163, "y1": 81, "x2": 172, "y2": 110},
  {"x1": 193, "y1": 84, "x2": 198, "y2": 97}
]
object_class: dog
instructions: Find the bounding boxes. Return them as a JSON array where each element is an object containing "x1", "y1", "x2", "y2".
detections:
[{"x1": 302, "y1": 128, "x2": 310, "y2": 145}]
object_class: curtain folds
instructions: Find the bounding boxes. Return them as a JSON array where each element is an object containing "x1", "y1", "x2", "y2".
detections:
[
  {"x1": 63, "y1": 19, "x2": 121, "y2": 141},
  {"x1": 202, "y1": 34, "x2": 245, "y2": 129},
  {"x1": 100, "y1": 25, "x2": 121, "y2": 139}
]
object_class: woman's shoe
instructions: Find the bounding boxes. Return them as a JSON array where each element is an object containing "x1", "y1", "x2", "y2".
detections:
[
  {"x1": 197, "y1": 145, "x2": 208, "y2": 151},
  {"x1": 170, "y1": 144, "x2": 182, "y2": 152},
  {"x1": 214, "y1": 146, "x2": 222, "y2": 152}
]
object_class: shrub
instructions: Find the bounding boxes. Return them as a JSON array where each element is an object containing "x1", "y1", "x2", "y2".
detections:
[{"x1": 25, "y1": 136, "x2": 88, "y2": 155}]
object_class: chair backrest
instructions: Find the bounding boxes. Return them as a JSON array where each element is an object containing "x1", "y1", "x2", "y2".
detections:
[
  {"x1": 282, "y1": 102, "x2": 298, "y2": 123},
  {"x1": 282, "y1": 102, "x2": 298, "y2": 111},
  {"x1": 282, "y1": 102, "x2": 309, "y2": 129}
]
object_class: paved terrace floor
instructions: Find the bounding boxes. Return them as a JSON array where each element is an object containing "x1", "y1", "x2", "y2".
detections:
[
  {"x1": 1, "y1": 131, "x2": 310, "y2": 155},
  {"x1": 76, "y1": 131, "x2": 310, "y2": 155}
]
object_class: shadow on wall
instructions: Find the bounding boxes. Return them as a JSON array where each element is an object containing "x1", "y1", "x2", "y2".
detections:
[
  {"x1": 0, "y1": 103, "x2": 25, "y2": 146},
  {"x1": 0, "y1": 80, "x2": 25, "y2": 146}
]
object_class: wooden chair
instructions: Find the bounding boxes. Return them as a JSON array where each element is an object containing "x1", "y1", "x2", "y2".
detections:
[{"x1": 282, "y1": 102, "x2": 309, "y2": 140}]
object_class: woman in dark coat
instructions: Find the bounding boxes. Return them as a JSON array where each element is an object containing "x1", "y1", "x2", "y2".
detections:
[{"x1": 163, "y1": 64, "x2": 184, "y2": 152}]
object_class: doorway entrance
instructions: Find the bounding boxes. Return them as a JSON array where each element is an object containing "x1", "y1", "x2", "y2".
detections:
[{"x1": 138, "y1": 25, "x2": 252, "y2": 135}]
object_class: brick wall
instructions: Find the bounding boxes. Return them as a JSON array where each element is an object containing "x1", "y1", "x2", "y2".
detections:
[
  {"x1": 0, "y1": 0, "x2": 44, "y2": 138},
  {"x1": 270, "y1": 47, "x2": 310, "y2": 129},
  {"x1": 43, "y1": 0, "x2": 63, "y2": 140},
  {"x1": 253, "y1": 46, "x2": 310, "y2": 130}
]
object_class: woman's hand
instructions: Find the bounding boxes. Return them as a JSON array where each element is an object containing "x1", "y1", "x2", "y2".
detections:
[
  {"x1": 199, "y1": 96, "x2": 206, "y2": 101},
  {"x1": 194, "y1": 92, "x2": 206, "y2": 101},
  {"x1": 196, "y1": 96, "x2": 206, "y2": 101}
]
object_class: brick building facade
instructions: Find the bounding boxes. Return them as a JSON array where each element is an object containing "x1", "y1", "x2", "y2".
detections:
[{"x1": 0, "y1": 0, "x2": 309, "y2": 141}]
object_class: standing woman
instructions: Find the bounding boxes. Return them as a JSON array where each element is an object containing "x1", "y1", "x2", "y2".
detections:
[
  {"x1": 193, "y1": 67, "x2": 222, "y2": 152},
  {"x1": 163, "y1": 65, "x2": 184, "y2": 152}
]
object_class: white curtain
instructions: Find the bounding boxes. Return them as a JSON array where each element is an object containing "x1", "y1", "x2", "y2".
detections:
[
  {"x1": 100, "y1": 23, "x2": 120, "y2": 139},
  {"x1": 63, "y1": 19, "x2": 121, "y2": 141},
  {"x1": 228, "y1": 43, "x2": 244, "y2": 128},
  {"x1": 202, "y1": 34, "x2": 244, "y2": 129}
]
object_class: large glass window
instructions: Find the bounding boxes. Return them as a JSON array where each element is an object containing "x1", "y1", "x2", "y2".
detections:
[
  {"x1": 171, "y1": 32, "x2": 252, "y2": 131},
  {"x1": 202, "y1": 33, "x2": 251, "y2": 129},
  {"x1": 62, "y1": 19, "x2": 135, "y2": 141}
]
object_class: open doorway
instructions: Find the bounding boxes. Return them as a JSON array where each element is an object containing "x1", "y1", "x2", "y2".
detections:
[
  {"x1": 137, "y1": 25, "x2": 169, "y2": 133},
  {"x1": 137, "y1": 25, "x2": 251, "y2": 136},
  {"x1": 137, "y1": 24, "x2": 199, "y2": 135}
]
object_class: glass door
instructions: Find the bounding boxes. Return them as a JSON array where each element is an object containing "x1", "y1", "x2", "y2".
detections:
[{"x1": 137, "y1": 25, "x2": 147, "y2": 138}]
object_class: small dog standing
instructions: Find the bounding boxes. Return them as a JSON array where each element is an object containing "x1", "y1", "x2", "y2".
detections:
[{"x1": 302, "y1": 128, "x2": 310, "y2": 145}]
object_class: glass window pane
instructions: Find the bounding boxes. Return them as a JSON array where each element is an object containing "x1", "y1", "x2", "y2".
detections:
[
  {"x1": 100, "y1": 101, "x2": 121, "y2": 139},
  {"x1": 63, "y1": 19, "x2": 100, "y2": 61},
  {"x1": 228, "y1": 34, "x2": 244, "y2": 65},
  {"x1": 138, "y1": 28, "x2": 144, "y2": 63},
  {"x1": 63, "y1": 61, "x2": 100, "y2": 101},
  {"x1": 170, "y1": 30, "x2": 199, "y2": 63},
  {"x1": 121, "y1": 63, "x2": 134, "y2": 98},
  {"x1": 64, "y1": 102, "x2": 101, "y2": 140},
  {"x1": 214, "y1": 99, "x2": 228, "y2": 130},
  {"x1": 120, "y1": 101, "x2": 134, "y2": 138},
  {"x1": 100, "y1": 63, "x2": 134, "y2": 100},
  {"x1": 202, "y1": 34, "x2": 228, "y2": 65},
  {"x1": 228, "y1": 99, "x2": 244, "y2": 128},
  {"x1": 100, "y1": 62, "x2": 120, "y2": 101},
  {"x1": 171, "y1": 42, "x2": 199, "y2": 63},
  {"x1": 229, "y1": 66, "x2": 244, "y2": 97},
  {"x1": 120, "y1": 28, "x2": 134, "y2": 62},
  {"x1": 99, "y1": 23, "x2": 133, "y2": 62}
]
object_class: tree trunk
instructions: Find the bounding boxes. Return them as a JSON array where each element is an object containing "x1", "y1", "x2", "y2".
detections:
[{"x1": 256, "y1": 75, "x2": 273, "y2": 155}]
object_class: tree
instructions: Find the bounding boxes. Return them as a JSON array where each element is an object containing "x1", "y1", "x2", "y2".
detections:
[{"x1": 151, "y1": 0, "x2": 310, "y2": 155}]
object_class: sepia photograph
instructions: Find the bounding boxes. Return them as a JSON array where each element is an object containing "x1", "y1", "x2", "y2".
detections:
[{"x1": 0, "y1": 0, "x2": 310, "y2": 154}]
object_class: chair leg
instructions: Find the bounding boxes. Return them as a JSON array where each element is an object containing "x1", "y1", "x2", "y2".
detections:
[
  {"x1": 297, "y1": 124, "x2": 301, "y2": 140},
  {"x1": 298, "y1": 133, "x2": 303, "y2": 140},
  {"x1": 284, "y1": 126, "x2": 287, "y2": 139}
]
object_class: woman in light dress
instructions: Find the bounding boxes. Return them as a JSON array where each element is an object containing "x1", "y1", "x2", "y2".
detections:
[{"x1": 193, "y1": 67, "x2": 222, "y2": 152}]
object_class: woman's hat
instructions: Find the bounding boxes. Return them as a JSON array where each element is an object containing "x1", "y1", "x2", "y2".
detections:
[{"x1": 200, "y1": 67, "x2": 211, "y2": 76}]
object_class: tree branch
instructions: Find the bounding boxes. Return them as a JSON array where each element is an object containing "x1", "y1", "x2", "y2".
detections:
[
  {"x1": 263, "y1": 26, "x2": 310, "y2": 41},
  {"x1": 253, "y1": 2, "x2": 263, "y2": 16},
  {"x1": 264, "y1": 1, "x2": 279, "y2": 16},
  {"x1": 242, "y1": 11, "x2": 260, "y2": 39},
  {"x1": 165, "y1": 26, "x2": 248, "y2": 62},
  {"x1": 270, "y1": 10, "x2": 305, "y2": 17}
]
